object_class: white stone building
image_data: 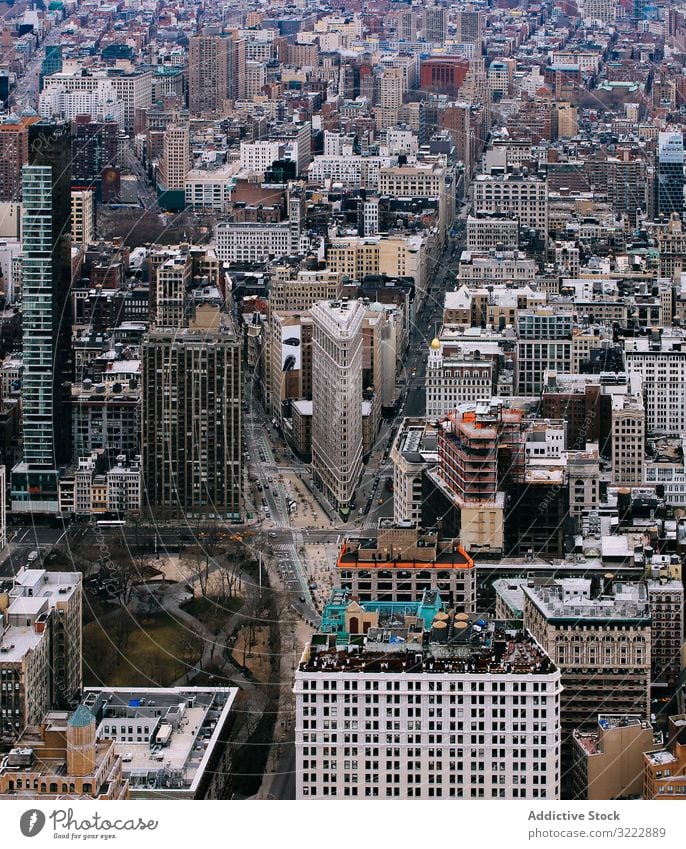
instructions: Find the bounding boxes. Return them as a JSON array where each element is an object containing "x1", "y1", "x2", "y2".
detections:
[
  {"x1": 473, "y1": 174, "x2": 548, "y2": 232},
  {"x1": 311, "y1": 299, "x2": 364, "y2": 514},
  {"x1": 426, "y1": 338, "x2": 492, "y2": 417},
  {"x1": 295, "y1": 616, "x2": 561, "y2": 799},
  {"x1": 625, "y1": 333, "x2": 686, "y2": 436}
]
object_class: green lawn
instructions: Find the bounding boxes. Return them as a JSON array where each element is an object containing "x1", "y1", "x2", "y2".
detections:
[{"x1": 83, "y1": 611, "x2": 203, "y2": 687}]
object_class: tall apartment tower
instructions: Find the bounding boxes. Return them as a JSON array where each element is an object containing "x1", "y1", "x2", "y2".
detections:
[
  {"x1": 657, "y1": 131, "x2": 685, "y2": 220},
  {"x1": 141, "y1": 252, "x2": 242, "y2": 520},
  {"x1": 0, "y1": 112, "x2": 40, "y2": 201},
  {"x1": 423, "y1": 6, "x2": 447, "y2": 43},
  {"x1": 392, "y1": 7, "x2": 417, "y2": 41},
  {"x1": 158, "y1": 124, "x2": 190, "y2": 192},
  {"x1": 157, "y1": 123, "x2": 190, "y2": 211},
  {"x1": 11, "y1": 121, "x2": 72, "y2": 514},
  {"x1": 610, "y1": 383, "x2": 645, "y2": 487},
  {"x1": 456, "y1": 8, "x2": 484, "y2": 43},
  {"x1": 311, "y1": 299, "x2": 364, "y2": 515},
  {"x1": 189, "y1": 34, "x2": 244, "y2": 114},
  {"x1": 377, "y1": 68, "x2": 404, "y2": 109},
  {"x1": 189, "y1": 35, "x2": 228, "y2": 115}
]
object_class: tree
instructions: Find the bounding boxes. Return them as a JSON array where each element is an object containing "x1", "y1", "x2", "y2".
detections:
[
  {"x1": 106, "y1": 543, "x2": 144, "y2": 606},
  {"x1": 180, "y1": 546, "x2": 211, "y2": 597},
  {"x1": 214, "y1": 556, "x2": 242, "y2": 603},
  {"x1": 84, "y1": 626, "x2": 117, "y2": 684},
  {"x1": 66, "y1": 541, "x2": 103, "y2": 579}
]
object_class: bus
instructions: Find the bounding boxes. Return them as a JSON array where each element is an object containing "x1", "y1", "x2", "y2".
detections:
[{"x1": 96, "y1": 520, "x2": 126, "y2": 527}]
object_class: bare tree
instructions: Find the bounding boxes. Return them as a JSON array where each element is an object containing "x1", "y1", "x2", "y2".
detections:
[
  {"x1": 180, "y1": 546, "x2": 211, "y2": 597},
  {"x1": 214, "y1": 557, "x2": 242, "y2": 603},
  {"x1": 67, "y1": 541, "x2": 103, "y2": 579},
  {"x1": 106, "y1": 544, "x2": 144, "y2": 606}
]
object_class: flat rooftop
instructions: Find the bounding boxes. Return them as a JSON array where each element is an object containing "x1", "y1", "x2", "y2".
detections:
[
  {"x1": 338, "y1": 539, "x2": 473, "y2": 570},
  {"x1": 523, "y1": 579, "x2": 650, "y2": 621},
  {"x1": 574, "y1": 715, "x2": 653, "y2": 756},
  {"x1": 493, "y1": 579, "x2": 525, "y2": 615},
  {"x1": 645, "y1": 750, "x2": 678, "y2": 766},
  {"x1": 0, "y1": 625, "x2": 44, "y2": 661},
  {"x1": 300, "y1": 620, "x2": 557, "y2": 677},
  {"x1": 395, "y1": 421, "x2": 439, "y2": 462},
  {"x1": 82, "y1": 687, "x2": 237, "y2": 795}
]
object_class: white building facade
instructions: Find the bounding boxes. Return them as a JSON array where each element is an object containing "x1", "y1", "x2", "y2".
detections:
[
  {"x1": 295, "y1": 626, "x2": 561, "y2": 799},
  {"x1": 311, "y1": 299, "x2": 364, "y2": 513}
]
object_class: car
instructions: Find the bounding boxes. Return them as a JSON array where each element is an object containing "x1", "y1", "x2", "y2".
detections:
[
  {"x1": 377, "y1": 498, "x2": 384, "y2": 504},
  {"x1": 262, "y1": 497, "x2": 268, "y2": 506},
  {"x1": 299, "y1": 595, "x2": 306, "y2": 603},
  {"x1": 283, "y1": 337, "x2": 300, "y2": 347},
  {"x1": 265, "y1": 511, "x2": 271, "y2": 519},
  {"x1": 283, "y1": 354, "x2": 296, "y2": 371},
  {"x1": 268, "y1": 476, "x2": 273, "y2": 482},
  {"x1": 272, "y1": 490, "x2": 277, "y2": 497},
  {"x1": 269, "y1": 532, "x2": 278, "y2": 538}
]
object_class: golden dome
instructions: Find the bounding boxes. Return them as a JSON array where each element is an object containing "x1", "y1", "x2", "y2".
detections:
[{"x1": 430, "y1": 337, "x2": 440, "y2": 350}]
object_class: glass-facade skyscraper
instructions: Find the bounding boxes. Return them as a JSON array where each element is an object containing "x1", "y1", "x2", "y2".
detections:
[
  {"x1": 11, "y1": 121, "x2": 72, "y2": 514},
  {"x1": 657, "y1": 131, "x2": 685, "y2": 220}
]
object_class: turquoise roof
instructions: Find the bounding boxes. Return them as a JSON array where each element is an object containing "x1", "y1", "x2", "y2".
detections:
[
  {"x1": 321, "y1": 588, "x2": 444, "y2": 634},
  {"x1": 69, "y1": 705, "x2": 95, "y2": 728}
]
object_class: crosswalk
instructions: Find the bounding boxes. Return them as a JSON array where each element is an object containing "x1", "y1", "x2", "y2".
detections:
[{"x1": 360, "y1": 516, "x2": 379, "y2": 531}]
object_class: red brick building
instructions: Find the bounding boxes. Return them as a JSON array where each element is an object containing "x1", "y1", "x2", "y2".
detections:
[{"x1": 419, "y1": 58, "x2": 469, "y2": 97}]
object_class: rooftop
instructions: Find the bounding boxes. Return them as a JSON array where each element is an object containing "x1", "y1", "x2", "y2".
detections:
[
  {"x1": 394, "y1": 419, "x2": 439, "y2": 464},
  {"x1": 81, "y1": 687, "x2": 237, "y2": 795},
  {"x1": 337, "y1": 535, "x2": 473, "y2": 571},
  {"x1": 645, "y1": 750, "x2": 678, "y2": 766},
  {"x1": 573, "y1": 715, "x2": 654, "y2": 756},
  {"x1": 493, "y1": 579, "x2": 525, "y2": 616},
  {"x1": 300, "y1": 620, "x2": 557, "y2": 677},
  {"x1": 320, "y1": 588, "x2": 444, "y2": 635},
  {"x1": 522, "y1": 578, "x2": 651, "y2": 622},
  {"x1": 0, "y1": 625, "x2": 44, "y2": 662}
]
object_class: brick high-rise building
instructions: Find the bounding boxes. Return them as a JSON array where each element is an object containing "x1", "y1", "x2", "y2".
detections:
[
  {"x1": 141, "y1": 304, "x2": 242, "y2": 521},
  {"x1": 0, "y1": 113, "x2": 40, "y2": 202},
  {"x1": 189, "y1": 35, "x2": 227, "y2": 114}
]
